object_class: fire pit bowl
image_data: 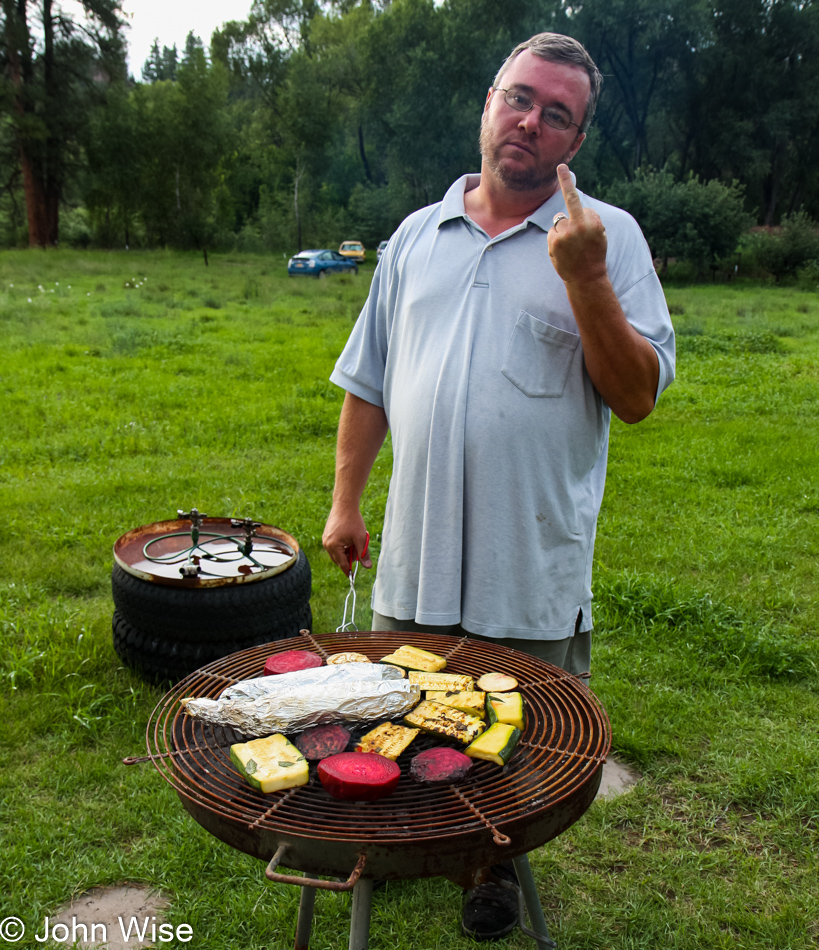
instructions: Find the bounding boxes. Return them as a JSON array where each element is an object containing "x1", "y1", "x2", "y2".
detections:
[{"x1": 141, "y1": 630, "x2": 610, "y2": 883}]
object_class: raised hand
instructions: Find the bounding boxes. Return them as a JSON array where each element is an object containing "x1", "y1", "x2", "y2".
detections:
[{"x1": 547, "y1": 164, "x2": 608, "y2": 285}]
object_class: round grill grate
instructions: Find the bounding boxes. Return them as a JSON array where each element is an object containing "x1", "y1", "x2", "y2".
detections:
[{"x1": 143, "y1": 631, "x2": 611, "y2": 878}]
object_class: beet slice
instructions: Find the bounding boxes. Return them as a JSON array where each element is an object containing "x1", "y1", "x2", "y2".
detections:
[
  {"x1": 317, "y1": 752, "x2": 401, "y2": 801},
  {"x1": 294, "y1": 724, "x2": 351, "y2": 761},
  {"x1": 409, "y1": 746, "x2": 473, "y2": 785},
  {"x1": 263, "y1": 650, "x2": 323, "y2": 675}
]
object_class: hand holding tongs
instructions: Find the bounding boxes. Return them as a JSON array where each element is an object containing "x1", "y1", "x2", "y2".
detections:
[{"x1": 336, "y1": 532, "x2": 370, "y2": 632}]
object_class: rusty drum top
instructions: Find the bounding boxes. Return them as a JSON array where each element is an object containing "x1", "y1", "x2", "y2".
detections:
[
  {"x1": 113, "y1": 517, "x2": 299, "y2": 588},
  {"x1": 143, "y1": 630, "x2": 611, "y2": 881}
]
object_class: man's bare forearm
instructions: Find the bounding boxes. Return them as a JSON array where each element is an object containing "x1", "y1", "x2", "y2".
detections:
[
  {"x1": 549, "y1": 164, "x2": 660, "y2": 424},
  {"x1": 322, "y1": 392, "x2": 389, "y2": 573},
  {"x1": 565, "y1": 274, "x2": 659, "y2": 424}
]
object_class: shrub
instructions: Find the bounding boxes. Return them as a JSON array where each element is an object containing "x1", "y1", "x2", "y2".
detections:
[
  {"x1": 741, "y1": 212, "x2": 819, "y2": 282},
  {"x1": 796, "y1": 258, "x2": 819, "y2": 289},
  {"x1": 60, "y1": 207, "x2": 94, "y2": 249},
  {"x1": 604, "y1": 170, "x2": 753, "y2": 274}
]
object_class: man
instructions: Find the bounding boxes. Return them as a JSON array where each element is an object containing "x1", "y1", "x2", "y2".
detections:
[{"x1": 323, "y1": 33, "x2": 675, "y2": 940}]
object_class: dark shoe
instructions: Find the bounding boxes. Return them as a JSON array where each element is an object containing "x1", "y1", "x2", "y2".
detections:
[{"x1": 461, "y1": 863, "x2": 519, "y2": 941}]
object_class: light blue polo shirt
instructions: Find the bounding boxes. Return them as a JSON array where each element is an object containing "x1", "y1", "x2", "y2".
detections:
[{"x1": 331, "y1": 174, "x2": 675, "y2": 640}]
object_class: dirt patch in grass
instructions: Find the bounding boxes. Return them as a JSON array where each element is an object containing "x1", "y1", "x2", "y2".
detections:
[{"x1": 48, "y1": 884, "x2": 169, "y2": 948}]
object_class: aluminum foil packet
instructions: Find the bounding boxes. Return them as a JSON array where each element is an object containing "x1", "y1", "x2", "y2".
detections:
[
  {"x1": 181, "y1": 666, "x2": 420, "y2": 735},
  {"x1": 219, "y1": 662, "x2": 404, "y2": 702}
]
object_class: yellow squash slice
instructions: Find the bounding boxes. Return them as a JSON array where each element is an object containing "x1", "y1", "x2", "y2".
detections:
[
  {"x1": 408, "y1": 671, "x2": 475, "y2": 691},
  {"x1": 356, "y1": 722, "x2": 420, "y2": 760},
  {"x1": 403, "y1": 700, "x2": 485, "y2": 745},
  {"x1": 426, "y1": 690, "x2": 487, "y2": 717},
  {"x1": 380, "y1": 645, "x2": 447, "y2": 672}
]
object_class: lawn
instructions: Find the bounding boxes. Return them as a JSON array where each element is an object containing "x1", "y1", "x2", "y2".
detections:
[{"x1": 0, "y1": 250, "x2": 816, "y2": 949}]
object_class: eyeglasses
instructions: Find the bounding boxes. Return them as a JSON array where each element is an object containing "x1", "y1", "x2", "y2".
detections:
[{"x1": 495, "y1": 86, "x2": 581, "y2": 132}]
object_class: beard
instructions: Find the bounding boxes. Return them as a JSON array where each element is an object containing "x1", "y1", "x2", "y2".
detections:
[{"x1": 479, "y1": 121, "x2": 573, "y2": 193}]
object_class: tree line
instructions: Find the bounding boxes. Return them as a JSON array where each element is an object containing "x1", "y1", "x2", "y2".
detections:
[{"x1": 2, "y1": 0, "x2": 819, "y2": 267}]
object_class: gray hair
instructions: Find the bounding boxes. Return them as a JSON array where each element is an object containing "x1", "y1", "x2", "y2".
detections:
[{"x1": 493, "y1": 33, "x2": 603, "y2": 133}]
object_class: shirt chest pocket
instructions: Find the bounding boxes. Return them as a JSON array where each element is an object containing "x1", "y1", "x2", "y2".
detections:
[{"x1": 501, "y1": 311, "x2": 580, "y2": 397}]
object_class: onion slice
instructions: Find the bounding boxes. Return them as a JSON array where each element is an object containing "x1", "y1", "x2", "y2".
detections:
[{"x1": 476, "y1": 672, "x2": 518, "y2": 692}]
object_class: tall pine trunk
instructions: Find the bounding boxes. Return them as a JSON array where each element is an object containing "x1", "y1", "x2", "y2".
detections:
[{"x1": 4, "y1": 0, "x2": 60, "y2": 247}]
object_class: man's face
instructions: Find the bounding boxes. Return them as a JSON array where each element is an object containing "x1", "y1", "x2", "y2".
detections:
[{"x1": 479, "y1": 50, "x2": 589, "y2": 195}]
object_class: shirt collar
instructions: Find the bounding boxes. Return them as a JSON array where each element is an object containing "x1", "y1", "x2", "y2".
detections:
[
  {"x1": 439, "y1": 174, "x2": 480, "y2": 225},
  {"x1": 438, "y1": 172, "x2": 580, "y2": 233}
]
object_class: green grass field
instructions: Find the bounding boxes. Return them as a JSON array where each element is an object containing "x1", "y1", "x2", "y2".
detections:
[{"x1": 0, "y1": 250, "x2": 817, "y2": 949}]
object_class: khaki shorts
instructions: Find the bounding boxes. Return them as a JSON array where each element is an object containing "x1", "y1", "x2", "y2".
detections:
[{"x1": 371, "y1": 610, "x2": 591, "y2": 681}]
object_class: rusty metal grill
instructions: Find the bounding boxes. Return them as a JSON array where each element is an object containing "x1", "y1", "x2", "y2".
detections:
[{"x1": 143, "y1": 631, "x2": 611, "y2": 881}]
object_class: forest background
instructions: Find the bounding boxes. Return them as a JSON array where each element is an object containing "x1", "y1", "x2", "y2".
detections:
[{"x1": 2, "y1": 0, "x2": 819, "y2": 277}]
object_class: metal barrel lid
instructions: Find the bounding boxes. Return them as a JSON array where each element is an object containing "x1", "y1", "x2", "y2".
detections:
[{"x1": 113, "y1": 514, "x2": 299, "y2": 588}]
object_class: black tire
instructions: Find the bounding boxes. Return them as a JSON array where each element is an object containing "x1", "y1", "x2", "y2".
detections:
[
  {"x1": 111, "y1": 548, "x2": 311, "y2": 642},
  {"x1": 112, "y1": 605, "x2": 313, "y2": 684},
  {"x1": 317, "y1": 269, "x2": 327, "y2": 279}
]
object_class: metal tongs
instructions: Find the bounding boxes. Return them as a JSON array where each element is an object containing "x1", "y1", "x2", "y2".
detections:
[{"x1": 336, "y1": 532, "x2": 370, "y2": 632}]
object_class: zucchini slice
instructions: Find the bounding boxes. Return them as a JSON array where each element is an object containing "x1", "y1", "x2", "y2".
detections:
[
  {"x1": 486, "y1": 691, "x2": 526, "y2": 731},
  {"x1": 380, "y1": 645, "x2": 447, "y2": 672},
  {"x1": 464, "y1": 722, "x2": 521, "y2": 766},
  {"x1": 230, "y1": 734, "x2": 309, "y2": 793},
  {"x1": 403, "y1": 700, "x2": 485, "y2": 745},
  {"x1": 426, "y1": 690, "x2": 486, "y2": 717}
]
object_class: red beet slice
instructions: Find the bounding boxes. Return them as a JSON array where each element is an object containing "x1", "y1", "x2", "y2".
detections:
[
  {"x1": 294, "y1": 725, "x2": 351, "y2": 761},
  {"x1": 263, "y1": 650, "x2": 323, "y2": 675},
  {"x1": 409, "y1": 747, "x2": 473, "y2": 785},
  {"x1": 317, "y1": 752, "x2": 401, "y2": 801}
]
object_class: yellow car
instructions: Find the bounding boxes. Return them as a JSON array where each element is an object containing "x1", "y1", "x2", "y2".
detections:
[{"x1": 339, "y1": 241, "x2": 366, "y2": 263}]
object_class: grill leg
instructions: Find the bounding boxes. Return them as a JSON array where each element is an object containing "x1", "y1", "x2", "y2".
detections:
[
  {"x1": 294, "y1": 884, "x2": 317, "y2": 950},
  {"x1": 348, "y1": 877, "x2": 374, "y2": 950},
  {"x1": 513, "y1": 853, "x2": 557, "y2": 950}
]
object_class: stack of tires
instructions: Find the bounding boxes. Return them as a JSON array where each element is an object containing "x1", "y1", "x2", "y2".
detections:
[{"x1": 111, "y1": 548, "x2": 312, "y2": 684}]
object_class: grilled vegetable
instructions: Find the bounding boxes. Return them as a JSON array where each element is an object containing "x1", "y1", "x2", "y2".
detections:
[
  {"x1": 476, "y1": 672, "x2": 518, "y2": 692},
  {"x1": 318, "y1": 752, "x2": 401, "y2": 800},
  {"x1": 426, "y1": 690, "x2": 486, "y2": 717},
  {"x1": 230, "y1": 734, "x2": 309, "y2": 792},
  {"x1": 464, "y1": 722, "x2": 521, "y2": 766},
  {"x1": 294, "y1": 724, "x2": 351, "y2": 760},
  {"x1": 408, "y1": 671, "x2": 475, "y2": 692},
  {"x1": 380, "y1": 645, "x2": 447, "y2": 672},
  {"x1": 486, "y1": 692, "x2": 526, "y2": 731},
  {"x1": 264, "y1": 650, "x2": 323, "y2": 675},
  {"x1": 403, "y1": 700, "x2": 485, "y2": 745},
  {"x1": 356, "y1": 722, "x2": 420, "y2": 760},
  {"x1": 380, "y1": 664, "x2": 406, "y2": 677},
  {"x1": 326, "y1": 652, "x2": 372, "y2": 665},
  {"x1": 410, "y1": 747, "x2": 473, "y2": 785}
]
